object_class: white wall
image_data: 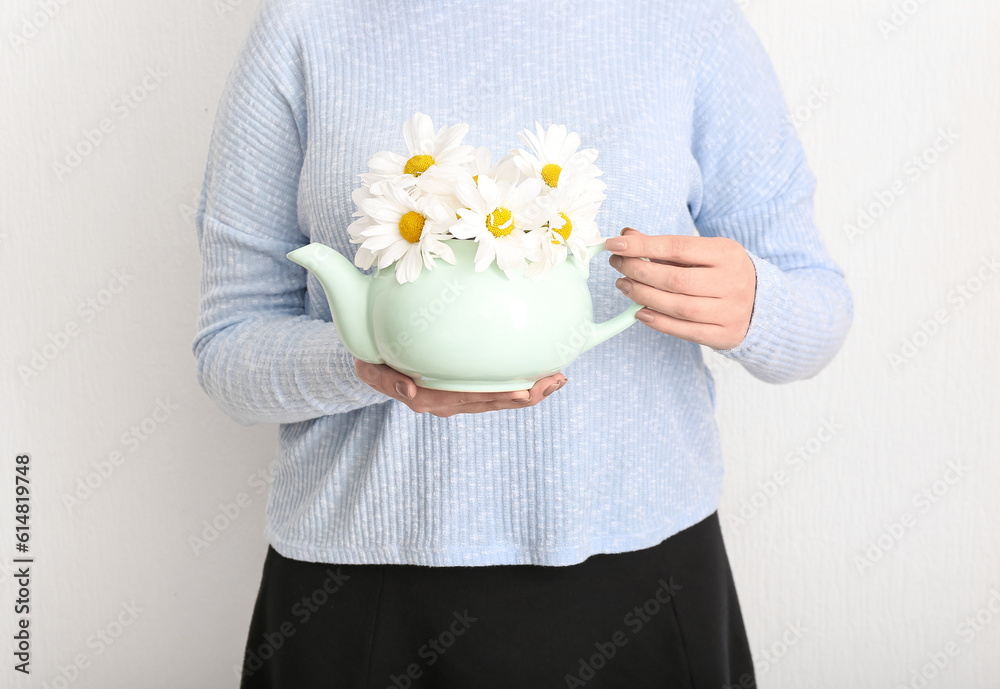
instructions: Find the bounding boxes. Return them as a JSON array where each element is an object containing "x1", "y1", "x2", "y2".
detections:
[{"x1": 2, "y1": 1, "x2": 997, "y2": 687}]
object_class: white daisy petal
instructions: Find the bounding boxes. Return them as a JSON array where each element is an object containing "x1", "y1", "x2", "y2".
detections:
[
  {"x1": 435, "y1": 241, "x2": 457, "y2": 264},
  {"x1": 354, "y1": 244, "x2": 377, "y2": 270},
  {"x1": 378, "y1": 239, "x2": 410, "y2": 267},
  {"x1": 350, "y1": 116, "x2": 605, "y2": 280},
  {"x1": 361, "y1": 232, "x2": 400, "y2": 252},
  {"x1": 508, "y1": 177, "x2": 543, "y2": 210},
  {"x1": 436, "y1": 123, "x2": 470, "y2": 154},
  {"x1": 395, "y1": 245, "x2": 423, "y2": 283},
  {"x1": 476, "y1": 175, "x2": 500, "y2": 209},
  {"x1": 368, "y1": 151, "x2": 407, "y2": 175}
]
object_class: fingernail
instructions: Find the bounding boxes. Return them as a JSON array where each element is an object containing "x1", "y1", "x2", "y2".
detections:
[
  {"x1": 513, "y1": 392, "x2": 531, "y2": 403},
  {"x1": 636, "y1": 310, "x2": 654, "y2": 323},
  {"x1": 543, "y1": 383, "x2": 560, "y2": 397},
  {"x1": 608, "y1": 254, "x2": 623, "y2": 270},
  {"x1": 605, "y1": 237, "x2": 626, "y2": 251},
  {"x1": 616, "y1": 277, "x2": 632, "y2": 295},
  {"x1": 395, "y1": 381, "x2": 413, "y2": 399}
]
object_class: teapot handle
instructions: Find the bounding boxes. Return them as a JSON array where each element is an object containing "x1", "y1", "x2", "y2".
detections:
[{"x1": 578, "y1": 239, "x2": 643, "y2": 355}]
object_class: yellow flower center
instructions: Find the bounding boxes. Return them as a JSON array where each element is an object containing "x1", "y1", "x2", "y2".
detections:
[
  {"x1": 541, "y1": 163, "x2": 562, "y2": 188},
  {"x1": 553, "y1": 213, "x2": 572, "y2": 241},
  {"x1": 398, "y1": 211, "x2": 425, "y2": 243},
  {"x1": 486, "y1": 207, "x2": 513, "y2": 237},
  {"x1": 404, "y1": 154, "x2": 435, "y2": 176}
]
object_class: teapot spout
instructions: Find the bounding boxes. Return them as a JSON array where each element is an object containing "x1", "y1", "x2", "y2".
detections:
[{"x1": 286, "y1": 243, "x2": 382, "y2": 364}]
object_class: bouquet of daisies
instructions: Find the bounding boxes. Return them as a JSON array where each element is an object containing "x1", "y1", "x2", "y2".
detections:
[{"x1": 347, "y1": 113, "x2": 608, "y2": 284}]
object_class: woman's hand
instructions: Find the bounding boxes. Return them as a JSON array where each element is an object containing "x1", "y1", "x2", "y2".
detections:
[
  {"x1": 606, "y1": 227, "x2": 757, "y2": 350},
  {"x1": 355, "y1": 359, "x2": 567, "y2": 418}
]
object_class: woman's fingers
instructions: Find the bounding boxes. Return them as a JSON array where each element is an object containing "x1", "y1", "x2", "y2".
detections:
[
  {"x1": 609, "y1": 255, "x2": 724, "y2": 297},
  {"x1": 355, "y1": 359, "x2": 567, "y2": 416},
  {"x1": 355, "y1": 359, "x2": 418, "y2": 400},
  {"x1": 614, "y1": 279, "x2": 751, "y2": 348},
  {"x1": 608, "y1": 228, "x2": 757, "y2": 349},
  {"x1": 614, "y1": 278, "x2": 725, "y2": 324},
  {"x1": 354, "y1": 358, "x2": 397, "y2": 396},
  {"x1": 634, "y1": 309, "x2": 731, "y2": 349},
  {"x1": 357, "y1": 359, "x2": 517, "y2": 406},
  {"x1": 608, "y1": 228, "x2": 734, "y2": 267},
  {"x1": 609, "y1": 230, "x2": 755, "y2": 297},
  {"x1": 633, "y1": 308, "x2": 743, "y2": 350},
  {"x1": 426, "y1": 375, "x2": 567, "y2": 417}
]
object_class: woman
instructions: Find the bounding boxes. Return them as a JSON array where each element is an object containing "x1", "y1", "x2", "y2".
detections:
[{"x1": 192, "y1": 0, "x2": 853, "y2": 686}]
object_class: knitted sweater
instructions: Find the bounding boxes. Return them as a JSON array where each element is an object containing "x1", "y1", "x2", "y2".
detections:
[{"x1": 192, "y1": 0, "x2": 853, "y2": 566}]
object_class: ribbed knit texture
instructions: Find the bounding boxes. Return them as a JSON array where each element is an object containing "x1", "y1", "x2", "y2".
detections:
[{"x1": 192, "y1": 0, "x2": 853, "y2": 566}]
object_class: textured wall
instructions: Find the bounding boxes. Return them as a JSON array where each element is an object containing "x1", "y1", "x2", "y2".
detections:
[{"x1": 1, "y1": 1, "x2": 997, "y2": 687}]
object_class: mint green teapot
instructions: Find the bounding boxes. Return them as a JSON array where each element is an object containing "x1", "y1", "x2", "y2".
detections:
[{"x1": 286, "y1": 238, "x2": 640, "y2": 392}]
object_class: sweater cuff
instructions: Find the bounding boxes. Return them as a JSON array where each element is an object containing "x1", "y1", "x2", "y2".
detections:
[
  {"x1": 326, "y1": 345, "x2": 396, "y2": 409},
  {"x1": 712, "y1": 249, "x2": 790, "y2": 366}
]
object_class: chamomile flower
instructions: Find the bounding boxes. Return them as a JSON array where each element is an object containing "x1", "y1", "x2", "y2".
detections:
[
  {"x1": 451, "y1": 172, "x2": 546, "y2": 278},
  {"x1": 523, "y1": 182, "x2": 604, "y2": 280},
  {"x1": 349, "y1": 180, "x2": 457, "y2": 284},
  {"x1": 511, "y1": 122, "x2": 607, "y2": 197},
  {"x1": 347, "y1": 116, "x2": 610, "y2": 281},
  {"x1": 468, "y1": 145, "x2": 523, "y2": 185},
  {"x1": 364, "y1": 112, "x2": 474, "y2": 198}
]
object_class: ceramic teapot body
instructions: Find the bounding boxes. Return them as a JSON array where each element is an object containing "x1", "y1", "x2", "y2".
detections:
[{"x1": 287, "y1": 238, "x2": 640, "y2": 391}]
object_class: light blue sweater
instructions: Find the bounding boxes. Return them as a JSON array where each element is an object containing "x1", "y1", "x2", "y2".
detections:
[{"x1": 193, "y1": 0, "x2": 853, "y2": 566}]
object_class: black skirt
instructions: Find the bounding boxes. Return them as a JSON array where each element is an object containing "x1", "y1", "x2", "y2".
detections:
[{"x1": 239, "y1": 512, "x2": 756, "y2": 689}]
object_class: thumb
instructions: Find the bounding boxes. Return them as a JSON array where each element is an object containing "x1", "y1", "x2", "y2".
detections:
[{"x1": 363, "y1": 361, "x2": 416, "y2": 400}]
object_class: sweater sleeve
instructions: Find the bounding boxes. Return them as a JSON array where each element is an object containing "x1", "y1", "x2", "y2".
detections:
[
  {"x1": 687, "y1": 0, "x2": 853, "y2": 383},
  {"x1": 191, "y1": 2, "x2": 392, "y2": 426}
]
